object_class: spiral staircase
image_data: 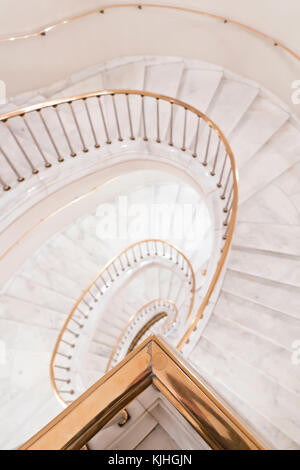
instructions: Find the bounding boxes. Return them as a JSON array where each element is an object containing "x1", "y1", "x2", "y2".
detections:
[{"x1": 0, "y1": 31, "x2": 300, "y2": 450}]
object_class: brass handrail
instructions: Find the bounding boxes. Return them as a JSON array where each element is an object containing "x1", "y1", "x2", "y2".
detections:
[
  {"x1": 20, "y1": 335, "x2": 265, "y2": 450},
  {"x1": 51, "y1": 239, "x2": 195, "y2": 406},
  {"x1": 0, "y1": 89, "x2": 238, "y2": 369},
  {"x1": 106, "y1": 298, "x2": 178, "y2": 372},
  {"x1": 0, "y1": 3, "x2": 298, "y2": 64}
]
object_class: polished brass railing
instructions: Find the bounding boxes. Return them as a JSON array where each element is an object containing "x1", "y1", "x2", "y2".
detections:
[
  {"x1": 106, "y1": 298, "x2": 178, "y2": 372},
  {"x1": 21, "y1": 335, "x2": 265, "y2": 450},
  {"x1": 0, "y1": 88, "x2": 238, "y2": 366},
  {"x1": 0, "y1": 3, "x2": 298, "y2": 65},
  {"x1": 51, "y1": 239, "x2": 195, "y2": 406}
]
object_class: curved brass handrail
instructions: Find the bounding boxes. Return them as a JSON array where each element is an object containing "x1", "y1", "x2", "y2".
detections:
[
  {"x1": 0, "y1": 3, "x2": 299, "y2": 64},
  {"x1": 106, "y1": 298, "x2": 178, "y2": 372},
  {"x1": 51, "y1": 239, "x2": 195, "y2": 406},
  {"x1": 0, "y1": 89, "x2": 237, "y2": 388}
]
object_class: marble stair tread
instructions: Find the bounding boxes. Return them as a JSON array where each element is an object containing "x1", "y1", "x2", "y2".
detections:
[
  {"x1": 0, "y1": 317, "x2": 58, "y2": 353},
  {"x1": 102, "y1": 60, "x2": 145, "y2": 90},
  {"x1": 3, "y1": 275, "x2": 74, "y2": 314},
  {"x1": 85, "y1": 351, "x2": 108, "y2": 372},
  {"x1": 88, "y1": 340, "x2": 112, "y2": 358},
  {"x1": 92, "y1": 328, "x2": 121, "y2": 348},
  {"x1": 0, "y1": 295, "x2": 67, "y2": 331},
  {"x1": 194, "y1": 365, "x2": 299, "y2": 450},
  {"x1": 238, "y1": 121, "x2": 300, "y2": 203},
  {"x1": 177, "y1": 67, "x2": 223, "y2": 113},
  {"x1": 214, "y1": 291, "x2": 300, "y2": 351},
  {"x1": 222, "y1": 269, "x2": 300, "y2": 320},
  {"x1": 229, "y1": 96, "x2": 289, "y2": 169},
  {"x1": 204, "y1": 314, "x2": 300, "y2": 394},
  {"x1": 18, "y1": 259, "x2": 81, "y2": 301},
  {"x1": 229, "y1": 246, "x2": 300, "y2": 288},
  {"x1": 207, "y1": 78, "x2": 259, "y2": 137},
  {"x1": 238, "y1": 183, "x2": 300, "y2": 226},
  {"x1": 191, "y1": 336, "x2": 300, "y2": 445},
  {"x1": 63, "y1": 223, "x2": 108, "y2": 267},
  {"x1": 234, "y1": 221, "x2": 300, "y2": 256}
]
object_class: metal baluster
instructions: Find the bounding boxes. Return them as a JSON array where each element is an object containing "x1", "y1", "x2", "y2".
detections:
[
  {"x1": 223, "y1": 224, "x2": 230, "y2": 240},
  {"x1": 57, "y1": 352, "x2": 72, "y2": 360},
  {"x1": 54, "y1": 364, "x2": 70, "y2": 371},
  {"x1": 59, "y1": 389, "x2": 74, "y2": 395},
  {"x1": 125, "y1": 251, "x2": 131, "y2": 267},
  {"x1": 100, "y1": 276, "x2": 108, "y2": 289},
  {"x1": 132, "y1": 246, "x2": 137, "y2": 263},
  {"x1": 202, "y1": 125, "x2": 212, "y2": 166},
  {"x1": 156, "y1": 98, "x2": 161, "y2": 143},
  {"x1": 126, "y1": 94, "x2": 135, "y2": 140},
  {"x1": 223, "y1": 185, "x2": 233, "y2": 213},
  {"x1": 192, "y1": 116, "x2": 201, "y2": 158},
  {"x1": 146, "y1": 241, "x2": 150, "y2": 256},
  {"x1": 22, "y1": 114, "x2": 51, "y2": 168},
  {"x1": 141, "y1": 95, "x2": 148, "y2": 141},
  {"x1": 138, "y1": 244, "x2": 143, "y2": 259},
  {"x1": 97, "y1": 96, "x2": 111, "y2": 144},
  {"x1": 66, "y1": 328, "x2": 79, "y2": 338},
  {"x1": 119, "y1": 256, "x2": 125, "y2": 271},
  {"x1": 88, "y1": 290, "x2": 98, "y2": 302},
  {"x1": 162, "y1": 242, "x2": 166, "y2": 257},
  {"x1": 112, "y1": 261, "x2": 119, "y2": 277},
  {"x1": 169, "y1": 102, "x2": 174, "y2": 146},
  {"x1": 77, "y1": 308, "x2": 89, "y2": 319},
  {"x1": 107, "y1": 267, "x2": 114, "y2": 283},
  {"x1": 169, "y1": 246, "x2": 173, "y2": 260},
  {"x1": 94, "y1": 282, "x2": 104, "y2": 296},
  {"x1": 154, "y1": 240, "x2": 158, "y2": 256},
  {"x1": 69, "y1": 101, "x2": 88, "y2": 152},
  {"x1": 38, "y1": 110, "x2": 64, "y2": 162},
  {"x1": 83, "y1": 98, "x2": 100, "y2": 148},
  {"x1": 181, "y1": 108, "x2": 187, "y2": 151},
  {"x1": 82, "y1": 299, "x2": 93, "y2": 310},
  {"x1": 221, "y1": 169, "x2": 232, "y2": 200},
  {"x1": 181, "y1": 257, "x2": 185, "y2": 271},
  {"x1": 61, "y1": 339, "x2": 75, "y2": 348},
  {"x1": 54, "y1": 378, "x2": 71, "y2": 383},
  {"x1": 0, "y1": 174, "x2": 10, "y2": 191},
  {"x1": 70, "y1": 318, "x2": 84, "y2": 328},
  {"x1": 176, "y1": 250, "x2": 179, "y2": 264},
  {"x1": 217, "y1": 153, "x2": 228, "y2": 188},
  {"x1": 0, "y1": 146, "x2": 24, "y2": 182},
  {"x1": 111, "y1": 94, "x2": 123, "y2": 142},
  {"x1": 210, "y1": 137, "x2": 221, "y2": 176},
  {"x1": 223, "y1": 201, "x2": 233, "y2": 226},
  {"x1": 54, "y1": 105, "x2": 77, "y2": 157},
  {"x1": 5, "y1": 120, "x2": 39, "y2": 173}
]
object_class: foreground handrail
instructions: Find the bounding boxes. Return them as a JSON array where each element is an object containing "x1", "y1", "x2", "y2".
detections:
[
  {"x1": 106, "y1": 298, "x2": 178, "y2": 372},
  {"x1": 51, "y1": 239, "x2": 195, "y2": 406},
  {"x1": 21, "y1": 335, "x2": 265, "y2": 450},
  {"x1": 0, "y1": 3, "x2": 298, "y2": 65}
]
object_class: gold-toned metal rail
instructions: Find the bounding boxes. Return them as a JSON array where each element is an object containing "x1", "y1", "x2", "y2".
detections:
[
  {"x1": 0, "y1": 89, "x2": 238, "y2": 361},
  {"x1": 51, "y1": 239, "x2": 195, "y2": 406},
  {"x1": 106, "y1": 298, "x2": 178, "y2": 372},
  {"x1": 0, "y1": 3, "x2": 298, "y2": 65},
  {"x1": 20, "y1": 335, "x2": 266, "y2": 450}
]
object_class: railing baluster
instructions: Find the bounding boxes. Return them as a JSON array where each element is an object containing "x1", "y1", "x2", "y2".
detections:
[
  {"x1": 221, "y1": 168, "x2": 232, "y2": 200},
  {"x1": 126, "y1": 94, "x2": 135, "y2": 140},
  {"x1": 5, "y1": 120, "x2": 39, "y2": 173},
  {"x1": 202, "y1": 125, "x2": 212, "y2": 166},
  {"x1": 83, "y1": 98, "x2": 100, "y2": 148},
  {"x1": 223, "y1": 185, "x2": 233, "y2": 213},
  {"x1": 82, "y1": 298, "x2": 93, "y2": 310},
  {"x1": 57, "y1": 352, "x2": 72, "y2": 360},
  {"x1": 54, "y1": 105, "x2": 76, "y2": 157},
  {"x1": 54, "y1": 364, "x2": 70, "y2": 371},
  {"x1": 210, "y1": 137, "x2": 221, "y2": 176},
  {"x1": 0, "y1": 146, "x2": 24, "y2": 182},
  {"x1": 66, "y1": 328, "x2": 79, "y2": 338},
  {"x1": 156, "y1": 98, "x2": 161, "y2": 143},
  {"x1": 111, "y1": 94, "x2": 123, "y2": 142},
  {"x1": 141, "y1": 95, "x2": 148, "y2": 141},
  {"x1": 169, "y1": 102, "x2": 174, "y2": 146},
  {"x1": 181, "y1": 108, "x2": 187, "y2": 151},
  {"x1": 61, "y1": 339, "x2": 75, "y2": 348},
  {"x1": 223, "y1": 201, "x2": 233, "y2": 226},
  {"x1": 38, "y1": 110, "x2": 64, "y2": 162},
  {"x1": 70, "y1": 318, "x2": 84, "y2": 328},
  {"x1": 69, "y1": 101, "x2": 88, "y2": 153},
  {"x1": 192, "y1": 116, "x2": 201, "y2": 158},
  {"x1": 112, "y1": 262, "x2": 119, "y2": 277},
  {"x1": 22, "y1": 115, "x2": 51, "y2": 168},
  {"x1": 217, "y1": 153, "x2": 228, "y2": 188},
  {"x1": 0, "y1": 174, "x2": 10, "y2": 191},
  {"x1": 97, "y1": 96, "x2": 111, "y2": 144}
]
